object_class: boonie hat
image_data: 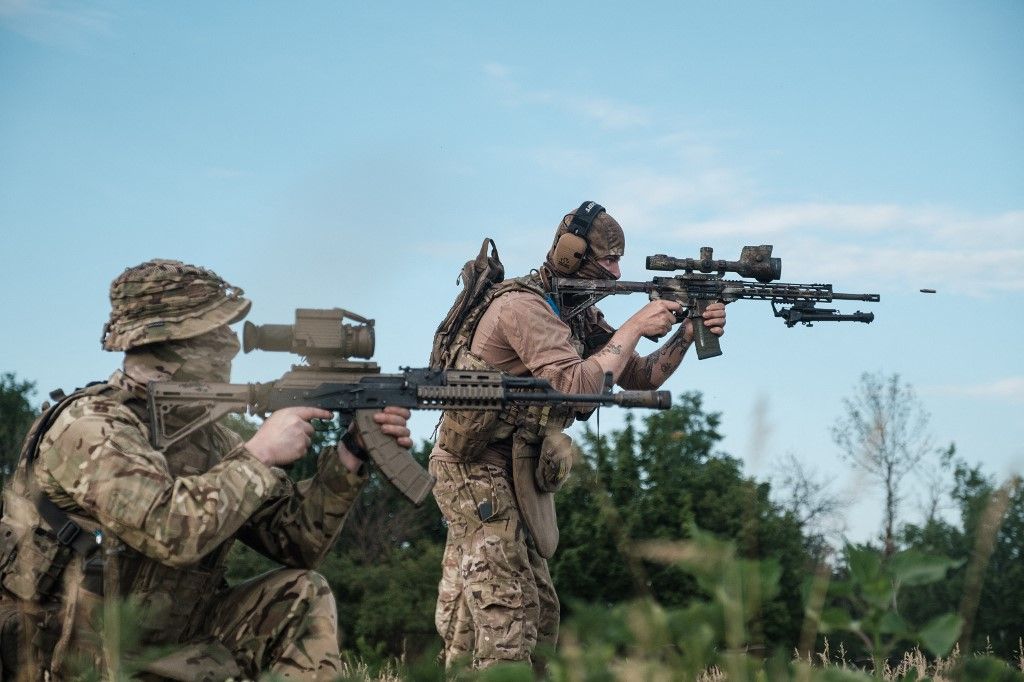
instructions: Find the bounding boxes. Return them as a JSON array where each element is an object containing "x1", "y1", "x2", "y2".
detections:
[{"x1": 101, "y1": 259, "x2": 251, "y2": 351}]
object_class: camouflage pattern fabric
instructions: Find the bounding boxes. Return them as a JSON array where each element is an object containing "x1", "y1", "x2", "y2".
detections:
[
  {"x1": 197, "y1": 567, "x2": 342, "y2": 679},
  {"x1": 430, "y1": 458, "x2": 559, "y2": 669},
  {"x1": 123, "y1": 324, "x2": 241, "y2": 383},
  {"x1": 545, "y1": 206, "x2": 625, "y2": 281},
  {"x1": 102, "y1": 259, "x2": 251, "y2": 351},
  {"x1": 2, "y1": 366, "x2": 366, "y2": 677}
]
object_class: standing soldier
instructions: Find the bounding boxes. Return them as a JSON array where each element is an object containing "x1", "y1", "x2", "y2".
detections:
[
  {"x1": 429, "y1": 202, "x2": 727, "y2": 668},
  {"x1": 0, "y1": 260, "x2": 411, "y2": 680}
]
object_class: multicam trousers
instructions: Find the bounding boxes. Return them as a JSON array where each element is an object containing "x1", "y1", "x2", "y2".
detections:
[
  {"x1": 202, "y1": 567, "x2": 343, "y2": 680},
  {"x1": 4, "y1": 568, "x2": 341, "y2": 681},
  {"x1": 430, "y1": 457, "x2": 559, "y2": 669}
]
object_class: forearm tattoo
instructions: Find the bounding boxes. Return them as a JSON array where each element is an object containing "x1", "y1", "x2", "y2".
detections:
[
  {"x1": 640, "y1": 328, "x2": 690, "y2": 384},
  {"x1": 599, "y1": 342, "x2": 624, "y2": 357}
]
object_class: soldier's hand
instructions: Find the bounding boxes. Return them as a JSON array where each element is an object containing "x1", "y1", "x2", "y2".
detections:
[
  {"x1": 246, "y1": 406, "x2": 333, "y2": 467},
  {"x1": 683, "y1": 301, "x2": 727, "y2": 343},
  {"x1": 338, "y1": 406, "x2": 413, "y2": 473},
  {"x1": 625, "y1": 299, "x2": 683, "y2": 338},
  {"x1": 373, "y1": 406, "x2": 413, "y2": 448}
]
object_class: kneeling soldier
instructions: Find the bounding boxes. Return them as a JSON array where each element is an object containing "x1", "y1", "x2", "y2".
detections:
[{"x1": 0, "y1": 260, "x2": 411, "y2": 680}]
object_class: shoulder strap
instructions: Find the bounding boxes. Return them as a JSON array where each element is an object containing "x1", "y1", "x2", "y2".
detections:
[
  {"x1": 17, "y1": 382, "x2": 111, "y2": 560},
  {"x1": 450, "y1": 274, "x2": 551, "y2": 366},
  {"x1": 19, "y1": 382, "x2": 110, "y2": 466}
]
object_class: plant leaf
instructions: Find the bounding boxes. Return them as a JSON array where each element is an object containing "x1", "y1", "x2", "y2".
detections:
[{"x1": 918, "y1": 613, "x2": 963, "y2": 657}]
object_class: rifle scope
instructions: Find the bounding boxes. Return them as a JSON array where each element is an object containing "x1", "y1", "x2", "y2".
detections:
[
  {"x1": 647, "y1": 245, "x2": 782, "y2": 283},
  {"x1": 243, "y1": 307, "x2": 375, "y2": 359}
]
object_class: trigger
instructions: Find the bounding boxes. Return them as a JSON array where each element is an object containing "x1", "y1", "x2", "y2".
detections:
[{"x1": 311, "y1": 418, "x2": 334, "y2": 432}]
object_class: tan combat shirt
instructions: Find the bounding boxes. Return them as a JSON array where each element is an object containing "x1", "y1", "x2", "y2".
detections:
[{"x1": 470, "y1": 290, "x2": 649, "y2": 391}]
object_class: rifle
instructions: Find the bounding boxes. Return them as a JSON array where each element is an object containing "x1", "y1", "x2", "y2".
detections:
[
  {"x1": 551, "y1": 245, "x2": 880, "y2": 361},
  {"x1": 146, "y1": 308, "x2": 671, "y2": 505}
]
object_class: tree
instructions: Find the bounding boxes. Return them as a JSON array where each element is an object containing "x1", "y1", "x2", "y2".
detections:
[
  {"x1": 773, "y1": 452, "x2": 847, "y2": 557},
  {"x1": 899, "y1": 460, "x2": 1024, "y2": 660},
  {"x1": 553, "y1": 393, "x2": 812, "y2": 652},
  {"x1": 0, "y1": 372, "x2": 38, "y2": 485},
  {"x1": 831, "y1": 372, "x2": 939, "y2": 557}
]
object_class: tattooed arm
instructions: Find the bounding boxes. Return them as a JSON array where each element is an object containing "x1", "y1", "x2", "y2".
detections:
[
  {"x1": 589, "y1": 299, "x2": 684, "y2": 385},
  {"x1": 618, "y1": 326, "x2": 690, "y2": 389},
  {"x1": 617, "y1": 301, "x2": 727, "y2": 389}
]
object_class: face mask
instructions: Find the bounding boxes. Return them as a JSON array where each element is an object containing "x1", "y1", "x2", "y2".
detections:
[
  {"x1": 124, "y1": 325, "x2": 240, "y2": 385},
  {"x1": 576, "y1": 256, "x2": 619, "y2": 281}
]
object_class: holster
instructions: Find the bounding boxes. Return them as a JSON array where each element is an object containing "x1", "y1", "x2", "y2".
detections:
[{"x1": 512, "y1": 431, "x2": 559, "y2": 559}]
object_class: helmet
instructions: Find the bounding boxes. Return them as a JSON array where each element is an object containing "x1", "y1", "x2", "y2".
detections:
[{"x1": 101, "y1": 259, "x2": 251, "y2": 351}]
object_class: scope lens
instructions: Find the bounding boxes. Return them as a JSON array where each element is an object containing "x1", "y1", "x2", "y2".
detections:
[
  {"x1": 339, "y1": 323, "x2": 375, "y2": 359},
  {"x1": 242, "y1": 322, "x2": 294, "y2": 354}
]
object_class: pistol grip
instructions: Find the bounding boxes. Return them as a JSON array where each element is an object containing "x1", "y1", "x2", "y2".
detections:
[{"x1": 692, "y1": 302, "x2": 723, "y2": 360}]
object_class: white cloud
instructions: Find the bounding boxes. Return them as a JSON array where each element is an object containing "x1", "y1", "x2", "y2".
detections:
[
  {"x1": 924, "y1": 377, "x2": 1024, "y2": 403},
  {"x1": 672, "y1": 204, "x2": 1024, "y2": 247},
  {"x1": 480, "y1": 64, "x2": 1023, "y2": 297},
  {"x1": 482, "y1": 61, "x2": 650, "y2": 130},
  {"x1": 652, "y1": 205, "x2": 1024, "y2": 294}
]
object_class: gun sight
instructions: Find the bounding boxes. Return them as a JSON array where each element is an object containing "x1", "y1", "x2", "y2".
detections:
[
  {"x1": 243, "y1": 307, "x2": 375, "y2": 359},
  {"x1": 647, "y1": 245, "x2": 782, "y2": 283}
]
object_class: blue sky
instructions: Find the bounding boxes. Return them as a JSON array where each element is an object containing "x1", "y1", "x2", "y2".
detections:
[{"x1": 2, "y1": 1, "x2": 1022, "y2": 543}]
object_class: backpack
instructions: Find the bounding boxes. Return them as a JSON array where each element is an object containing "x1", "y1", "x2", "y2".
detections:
[{"x1": 429, "y1": 238, "x2": 505, "y2": 370}]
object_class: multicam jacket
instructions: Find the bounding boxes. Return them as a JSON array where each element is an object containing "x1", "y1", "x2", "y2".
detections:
[{"x1": 0, "y1": 369, "x2": 366, "y2": 675}]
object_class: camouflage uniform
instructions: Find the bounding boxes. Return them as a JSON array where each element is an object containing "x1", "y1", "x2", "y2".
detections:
[
  {"x1": 0, "y1": 260, "x2": 365, "y2": 680},
  {"x1": 431, "y1": 458, "x2": 559, "y2": 668},
  {"x1": 431, "y1": 209, "x2": 643, "y2": 669}
]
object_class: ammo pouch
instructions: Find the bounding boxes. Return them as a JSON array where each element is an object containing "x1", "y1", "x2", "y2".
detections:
[
  {"x1": 512, "y1": 431, "x2": 560, "y2": 559},
  {"x1": 535, "y1": 432, "x2": 574, "y2": 493},
  {"x1": 436, "y1": 409, "x2": 506, "y2": 463},
  {"x1": 0, "y1": 496, "x2": 101, "y2": 604},
  {"x1": 436, "y1": 350, "x2": 515, "y2": 461},
  {"x1": 0, "y1": 522, "x2": 65, "y2": 602}
]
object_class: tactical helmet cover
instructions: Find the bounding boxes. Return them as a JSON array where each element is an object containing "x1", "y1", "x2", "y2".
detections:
[{"x1": 101, "y1": 259, "x2": 251, "y2": 351}]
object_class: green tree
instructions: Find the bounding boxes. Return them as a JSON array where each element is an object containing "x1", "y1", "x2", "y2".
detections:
[
  {"x1": 0, "y1": 372, "x2": 38, "y2": 485},
  {"x1": 900, "y1": 461, "x2": 1024, "y2": 659},
  {"x1": 552, "y1": 392, "x2": 811, "y2": 653}
]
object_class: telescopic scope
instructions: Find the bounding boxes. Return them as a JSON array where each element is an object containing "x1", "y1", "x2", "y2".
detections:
[
  {"x1": 243, "y1": 308, "x2": 375, "y2": 359},
  {"x1": 647, "y1": 245, "x2": 782, "y2": 283}
]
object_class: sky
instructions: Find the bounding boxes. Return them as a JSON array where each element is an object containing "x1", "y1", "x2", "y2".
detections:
[{"x1": 2, "y1": 1, "x2": 1022, "y2": 543}]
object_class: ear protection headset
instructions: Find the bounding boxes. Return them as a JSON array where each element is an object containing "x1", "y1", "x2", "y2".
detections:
[{"x1": 551, "y1": 201, "x2": 606, "y2": 275}]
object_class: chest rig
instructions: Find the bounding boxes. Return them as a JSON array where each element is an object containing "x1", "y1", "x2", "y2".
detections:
[
  {"x1": 435, "y1": 273, "x2": 589, "y2": 463},
  {"x1": 0, "y1": 384, "x2": 237, "y2": 677}
]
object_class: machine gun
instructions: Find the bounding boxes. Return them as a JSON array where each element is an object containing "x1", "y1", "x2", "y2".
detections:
[
  {"x1": 552, "y1": 245, "x2": 879, "y2": 361},
  {"x1": 146, "y1": 308, "x2": 671, "y2": 505}
]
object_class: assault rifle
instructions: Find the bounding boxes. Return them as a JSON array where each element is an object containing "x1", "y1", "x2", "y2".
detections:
[
  {"x1": 552, "y1": 245, "x2": 879, "y2": 361},
  {"x1": 146, "y1": 308, "x2": 671, "y2": 505}
]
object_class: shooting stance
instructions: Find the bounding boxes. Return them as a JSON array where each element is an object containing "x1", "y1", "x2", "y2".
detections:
[
  {"x1": 0, "y1": 260, "x2": 410, "y2": 680},
  {"x1": 429, "y1": 202, "x2": 726, "y2": 669}
]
